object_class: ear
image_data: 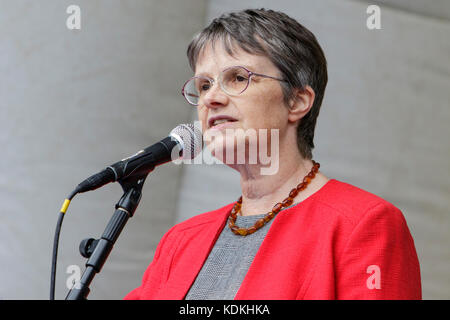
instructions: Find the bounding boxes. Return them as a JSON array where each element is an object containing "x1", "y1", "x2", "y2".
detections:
[{"x1": 287, "y1": 86, "x2": 315, "y2": 123}]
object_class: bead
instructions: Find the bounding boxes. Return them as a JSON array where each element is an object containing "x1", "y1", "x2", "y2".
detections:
[
  {"x1": 289, "y1": 189, "x2": 299, "y2": 198},
  {"x1": 229, "y1": 225, "x2": 237, "y2": 231},
  {"x1": 236, "y1": 228, "x2": 248, "y2": 236},
  {"x1": 272, "y1": 203, "x2": 283, "y2": 213},
  {"x1": 254, "y1": 218, "x2": 265, "y2": 229},
  {"x1": 282, "y1": 197, "x2": 293, "y2": 207},
  {"x1": 303, "y1": 176, "x2": 311, "y2": 184}
]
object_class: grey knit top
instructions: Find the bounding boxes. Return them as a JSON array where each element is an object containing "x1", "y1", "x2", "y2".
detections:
[{"x1": 184, "y1": 203, "x2": 297, "y2": 300}]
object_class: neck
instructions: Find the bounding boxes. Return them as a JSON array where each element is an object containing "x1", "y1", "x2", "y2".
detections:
[{"x1": 233, "y1": 144, "x2": 326, "y2": 216}]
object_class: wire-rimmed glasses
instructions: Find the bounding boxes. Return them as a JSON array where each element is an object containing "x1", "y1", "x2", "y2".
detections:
[{"x1": 181, "y1": 65, "x2": 285, "y2": 106}]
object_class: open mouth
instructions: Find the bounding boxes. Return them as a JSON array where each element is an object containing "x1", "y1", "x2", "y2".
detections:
[{"x1": 208, "y1": 116, "x2": 238, "y2": 129}]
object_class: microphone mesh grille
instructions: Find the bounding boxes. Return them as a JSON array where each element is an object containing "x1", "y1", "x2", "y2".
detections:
[{"x1": 170, "y1": 123, "x2": 203, "y2": 160}]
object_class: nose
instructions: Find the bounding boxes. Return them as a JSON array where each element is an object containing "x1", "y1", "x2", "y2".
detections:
[{"x1": 202, "y1": 82, "x2": 229, "y2": 109}]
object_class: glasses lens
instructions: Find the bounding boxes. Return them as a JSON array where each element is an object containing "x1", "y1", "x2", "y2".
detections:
[
  {"x1": 183, "y1": 77, "x2": 211, "y2": 105},
  {"x1": 220, "y1": 66, "x2": 250, "y2": 96}
]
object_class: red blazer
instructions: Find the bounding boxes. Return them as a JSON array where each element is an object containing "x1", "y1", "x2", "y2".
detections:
[{"x1": 124, "y1": 179, "x2": 421, "y2": 300}]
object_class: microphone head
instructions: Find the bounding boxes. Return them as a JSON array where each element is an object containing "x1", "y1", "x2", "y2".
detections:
[{"x1": 169, "y1": 123, "x2": 203, "y2": 160}]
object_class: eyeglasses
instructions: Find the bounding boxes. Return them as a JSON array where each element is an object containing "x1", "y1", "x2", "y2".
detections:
[{"x1": 181, "y1": 65, "x2": 285, "y2": 106}]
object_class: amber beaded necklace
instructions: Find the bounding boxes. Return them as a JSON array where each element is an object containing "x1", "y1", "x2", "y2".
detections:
[{"x1": 228, "y1": 160, "x2": 320, "y2": 236}]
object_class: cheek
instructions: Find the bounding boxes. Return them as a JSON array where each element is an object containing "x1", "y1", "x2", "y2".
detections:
[
  {"x1": 197, "y1": 107, "x2": 208, "y2": 131},
  {"x1": 241, "y1": 99, "x2": 287, "y2": 130}
]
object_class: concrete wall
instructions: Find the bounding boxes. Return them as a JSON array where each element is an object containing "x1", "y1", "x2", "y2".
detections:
[
  {"x1": 0, "y1": 0, "x2": 206, "y2": 299},
  {"x1": 1, "y1": 0, "x2": 449, "y2": 300},
  {"x1": 176, "y1": 0, "x2": 450, "y2": 299}
]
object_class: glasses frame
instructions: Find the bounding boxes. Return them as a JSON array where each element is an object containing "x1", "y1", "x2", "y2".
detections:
[{"x1": 181, "y1": 65, "x2": 286, "y2": 106}]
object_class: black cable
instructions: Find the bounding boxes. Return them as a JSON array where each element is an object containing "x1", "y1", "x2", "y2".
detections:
[{"x1": 50, "y1": 189, "x2": 78, "y2": 300}]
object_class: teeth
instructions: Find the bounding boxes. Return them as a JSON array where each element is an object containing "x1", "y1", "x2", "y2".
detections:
[{"x1": 213, "y1": 119, "x2": 230, "y2": 126}]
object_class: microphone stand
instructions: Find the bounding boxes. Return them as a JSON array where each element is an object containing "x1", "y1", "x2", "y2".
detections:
[{"x1": 65, "y1": 173, "x2": 148, "y2": 300}]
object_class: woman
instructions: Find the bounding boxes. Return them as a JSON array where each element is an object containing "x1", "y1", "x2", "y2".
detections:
[{"x1": 125, "y1": 8, "x2": 421, "y2": 300}]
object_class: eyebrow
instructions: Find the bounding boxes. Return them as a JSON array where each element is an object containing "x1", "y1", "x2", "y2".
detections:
[{"x1": 195, "y1": 64, "x2": 257, "y2": 77}]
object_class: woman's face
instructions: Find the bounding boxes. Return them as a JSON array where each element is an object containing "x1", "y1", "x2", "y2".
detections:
[{"x1": 194, "y1": 41, "x2": 290, "y2": 165}]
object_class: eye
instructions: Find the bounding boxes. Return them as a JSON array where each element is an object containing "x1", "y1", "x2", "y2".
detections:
[
  {"x1": 196, "y1": 80, "x2": 211, "y2": 93},
  {"x1": 201, "y1": 83, "x2": 211, "y2": 91},
  {"x1": 235, "y1": 75, "x2": 247, "y2": 82}
]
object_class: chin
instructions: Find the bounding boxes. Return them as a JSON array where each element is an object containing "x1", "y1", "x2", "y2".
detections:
[
  {"x1": 207, "y1": 134, "x2": 259, "y2": 166},
  {"x1": 206, "y1": 137, "x2": 234, "y2": 164}
]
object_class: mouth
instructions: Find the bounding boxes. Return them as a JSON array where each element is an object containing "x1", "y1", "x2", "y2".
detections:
[{"x1": 208, "y1": 116, "x2": 238, "y2": 129}]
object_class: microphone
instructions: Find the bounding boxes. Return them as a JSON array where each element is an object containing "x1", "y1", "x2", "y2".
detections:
[{"x1": 75, "y1": 123, "x2": 203, "y2": 193}]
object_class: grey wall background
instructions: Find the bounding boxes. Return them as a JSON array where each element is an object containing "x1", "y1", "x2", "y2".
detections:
[
  {"x1": 1, "y1": 0, "x2": 449, "y2": 299},
  {"x1": 0, "y1": 0, "x2": 207, "y2": 299}
]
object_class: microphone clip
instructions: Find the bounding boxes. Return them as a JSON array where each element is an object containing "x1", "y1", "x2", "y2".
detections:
[{"x1": 116, "y1": 173, "x2": 148, "y2": 218}]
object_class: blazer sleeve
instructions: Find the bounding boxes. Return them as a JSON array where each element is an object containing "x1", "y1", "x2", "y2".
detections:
[
  {"x1": 123, "y1": 226, "x2": 174, "y2": 300},
  {"x1": 336, "y1": 202, "x2": 422, "y2": 300}
]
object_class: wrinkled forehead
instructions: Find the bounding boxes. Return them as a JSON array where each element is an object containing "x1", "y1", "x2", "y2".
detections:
[{"x1": 194, "y1": 37, "x2": 274, "y2": 77}]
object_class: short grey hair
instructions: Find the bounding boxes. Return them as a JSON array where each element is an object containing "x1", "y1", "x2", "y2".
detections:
[{"x1": 186, "y1": 8, "x2": 328, "y2": 160}]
